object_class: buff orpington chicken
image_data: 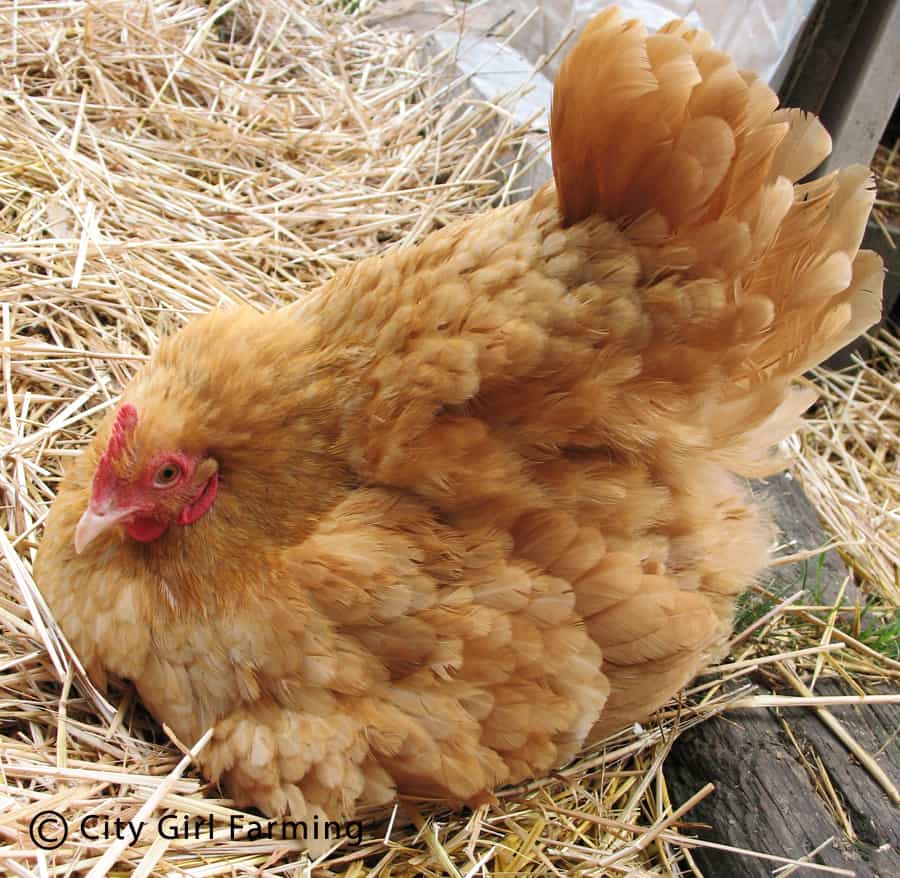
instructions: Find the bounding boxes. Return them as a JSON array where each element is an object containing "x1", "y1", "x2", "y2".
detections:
[{"x1": 36, "y1": 7, "x2": 883, "y2": 829}]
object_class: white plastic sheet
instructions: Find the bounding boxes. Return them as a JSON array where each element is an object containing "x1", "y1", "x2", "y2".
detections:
[
  {"x1": 580, "y1": 1, "x2": 818, "y2": 85},
  {"x1": 467, "y1": 1, "x2": 817, "y2": 86}
]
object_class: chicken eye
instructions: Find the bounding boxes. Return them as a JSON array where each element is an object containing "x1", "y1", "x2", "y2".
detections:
[{"x1": 153, "y1": 462, "x2": 182, "y2": 487}]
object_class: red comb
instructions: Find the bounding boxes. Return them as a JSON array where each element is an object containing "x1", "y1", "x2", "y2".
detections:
[
  {"x1": 97, "y1": 403, "x2": 138, "y2": 475},
  {"x1": 105, "y1": 404, "x2": 138, "y2": 461},
  {"x1": 92, "y1": 404, "x2": 138, "y2": 502}
]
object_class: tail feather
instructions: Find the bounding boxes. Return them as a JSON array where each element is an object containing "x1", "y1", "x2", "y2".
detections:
[
  {"x1": 551, "y1": 10, "x2": 657, "y2": 225},
  {"x1": 769, "y1": 109, "x2": 832, "y2": 181},
  {"x1": 645, "y1": 34, "x2": 699, "y2": 128},
  {"x1": 550, "y1": 7, "x2": 883, "y2": 466},
  {"x1": 741, "y1": 177, "x2": 794, "y2": 259}
]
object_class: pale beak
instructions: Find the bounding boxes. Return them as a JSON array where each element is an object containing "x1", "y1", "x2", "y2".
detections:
[{"x1": 74, "y1": 506, "x2": 134, "y2": 554}]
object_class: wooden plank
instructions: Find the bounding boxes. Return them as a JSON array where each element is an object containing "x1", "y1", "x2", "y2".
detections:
[
  {"x1": 778, "y1": 0, "x2": 869, "y2": 113},
  {"x1": 761, "y1": 472, "x2": 855, "y2": 601},
  {"x1": 819, "y1": 0, "x2": 900, "y2": 173},
  {"x1": 785, "y1": 681, "x2": 900, "y2": 859},
  {"x1": 778, "y1": 0, "x2": 900, "y2": 171},
  {"x1": 665, "y1": 686, "x2": 899, "y2": 878}
]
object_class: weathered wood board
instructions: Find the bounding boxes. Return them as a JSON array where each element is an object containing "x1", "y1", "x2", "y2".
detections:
[{"x1": 665, "y1": 684, "x2": 899, "y2": 878}]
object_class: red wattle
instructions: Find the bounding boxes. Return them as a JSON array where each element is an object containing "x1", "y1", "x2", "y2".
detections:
[
  {"x1": 125, "y1": 516, "x2": 169, "y2": 543},
  {"x1": 178, "y1": 471, "x2": 219, "y2": 526}
]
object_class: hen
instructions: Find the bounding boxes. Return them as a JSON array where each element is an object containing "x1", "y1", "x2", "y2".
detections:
[{"x1": 36, "y1": 7, "x2": 882, "y2": 828}]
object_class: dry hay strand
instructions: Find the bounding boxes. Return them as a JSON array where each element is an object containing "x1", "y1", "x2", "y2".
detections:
[{"x1": 0, "y1": 2, "x2": 897, "y2": 876}]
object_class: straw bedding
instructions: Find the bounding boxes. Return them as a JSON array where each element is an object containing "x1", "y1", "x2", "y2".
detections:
[{"x1": 0, "y1": 1, "x2": 897, "y2": 875}]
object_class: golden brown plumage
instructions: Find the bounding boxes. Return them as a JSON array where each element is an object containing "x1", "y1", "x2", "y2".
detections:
[{"x1": 36, "y1": 7, "x2": 882, "y2": 829}]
